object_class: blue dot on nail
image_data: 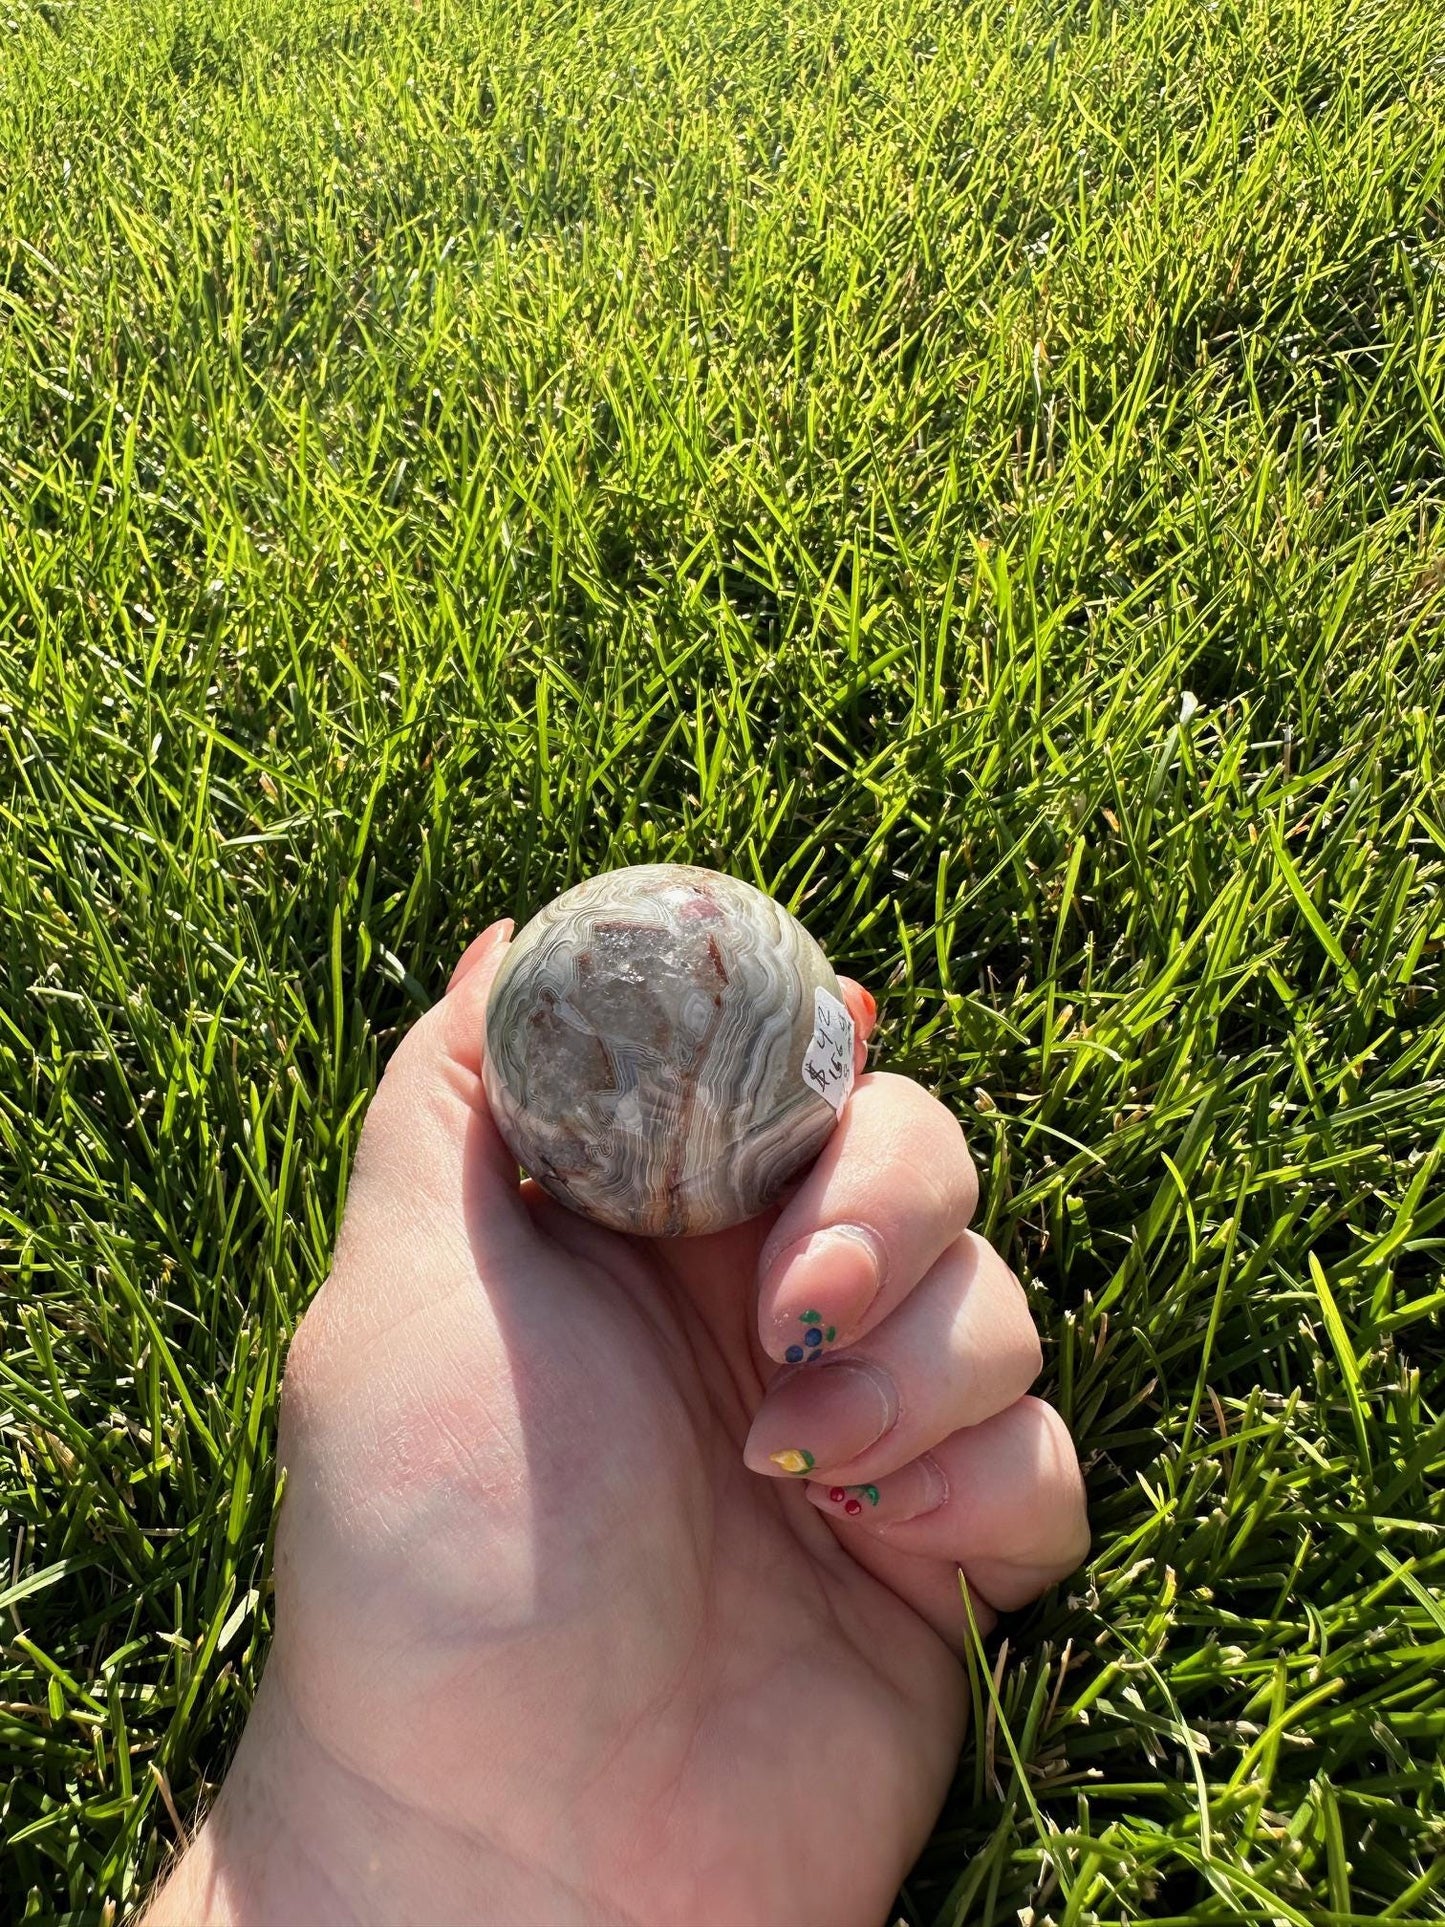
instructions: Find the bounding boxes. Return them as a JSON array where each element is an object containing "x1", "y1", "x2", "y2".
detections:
[
  {"x1": 804, "y1": 1327, "x2": 823, "y2": 1348},
  {"x1": 808, "y1": 1346, "x2": 825, "y2": 1361},
  {"x1": 785, "y1": 1344, "x2": 805, "y2": 1363}
]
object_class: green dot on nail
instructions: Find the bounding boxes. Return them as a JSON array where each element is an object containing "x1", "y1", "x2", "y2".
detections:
[
  {"x1": 862, "y1": 1484, "x2": 879, "y2": 1505},
  {"x1": 824, "y1": 1325, "x2": 836, "y2": 1342},
  {"x1": 799, "y1": 1309, "x2": 823, "y2": 1325}
]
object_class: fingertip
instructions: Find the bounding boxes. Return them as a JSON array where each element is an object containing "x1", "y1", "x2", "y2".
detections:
[
  {"x1": 836, "y1": 977, "x2": 877, "y2": 1053},
  {"x1": 335, "y1": 910, "x2": 533, "y2": 1281},
  {"x1": 447, "y1": 918, "x2": 515, "y2": 995},
  {"x1": 385, "y1": 915, "x2": 515, "y2": 1084},
  {"x1": 802, "y1": 1451, "x2": 947, "y2": 1526}
]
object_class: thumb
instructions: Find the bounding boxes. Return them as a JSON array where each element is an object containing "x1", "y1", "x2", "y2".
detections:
[
  {"x1": 447, "y1": 921, "x2": 514, "y2": 997},
  {"x1": 333, "y1": 918, "x2": 533, "y2": 1278}
]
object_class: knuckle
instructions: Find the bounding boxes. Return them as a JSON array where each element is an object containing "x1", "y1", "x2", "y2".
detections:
[
  {"x1": 1066, "y1": 1514, "x2": 1093, "y2": 1569},
  {"x1": 1017, "y1": 1294, "x2": 1046, "y2": 1382},
  {"x1": 1022, "y1": 1321, "x2": 1045, "y2": 1387},
  {"x1": 875, "y1": 1077, "x2": 977, "y2": 1224},
  {"x1": 998, "y1": 1251, "x2": 1034, "y2": 1321},
  {"x1": 1000, "y1": 1402, "x2": 1092, "y2": 1578},
  {"x1": 970, "y1": 1237, "x2": 1043, "y2": 1383},
  {"x1": 1028, "y1": 1397, "x2": 1091, "y2": 1541},
  {"x1": 1023, "y1": 1392, "x2": 1071, "y2": 1453}
]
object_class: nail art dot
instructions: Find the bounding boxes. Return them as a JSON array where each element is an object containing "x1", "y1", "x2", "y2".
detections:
[
  {"x1": 807, "y1": 1346, "x2": 824, "y2": 1361},
  {"x1": 824, "y1": 1325, "x2": 837, "y2": 1343},
  {"x1": 770, "y1": 1448, "x2": 814, "y2": 1475},
  {"x1": 828, "y1": 1487, "x2": 847, "y2": 1503},
  {"x1": 803, "y1": 1327, "x2": 823, "y2": 1349},
  {"x1": 784, "y1": 1344, "x2": 805, "y2": 1363},
  {"x1": 862, "y1": 1484, "x2": 880, "y2": 1506},
  {"x1": 799, "y1": 1309, "x2": 823, "y2": 1325},
  {"x1": 844, "y1": 1498, "x2": 863, "y2": 1516}
]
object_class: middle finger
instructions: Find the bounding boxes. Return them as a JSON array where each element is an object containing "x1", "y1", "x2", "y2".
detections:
[
  {"x1": 743, "y1": 1230, "x2": 1042, "y2": 1485},
  {"x1": 754, "y1": 1070, "x2": 979, "y2": 1366}
]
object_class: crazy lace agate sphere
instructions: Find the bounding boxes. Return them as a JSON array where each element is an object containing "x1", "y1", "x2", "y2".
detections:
[{"x1": 481, "y1": 864, "x2": 856, "y2": 1237}]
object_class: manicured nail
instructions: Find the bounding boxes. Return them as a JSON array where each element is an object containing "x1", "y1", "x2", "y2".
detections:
[
  {"x1": 806, "y1": 1454, "x2": 949, "y2": 1524},
  {"x1": 824, "y1": 1481, "x2": 881, "y2": 1518},
  {"x1": 745, "y1": 1359, "x2": 897, "y2": 1476},
  {"x1": 827, "y1": 1484, "x2": 879, "y2": 1516},
  {"x1": 761, "y1": 1224, "x2": 886, "y2": 1362},
  {"x1": 781, "y1": 1307, "x2": 838, "y2": 1365},
  {"x1": 858, "y1": 987, "x2": 877, "y2": 1030}
]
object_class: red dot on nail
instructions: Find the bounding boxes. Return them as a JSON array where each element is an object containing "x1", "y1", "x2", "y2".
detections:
[
  {"x1": 828, "y1": 1487, "x2": 846, "y2": 1504},
  {"x1": 844, "y1": 1498, "x2": 863, "y2": 1516}
]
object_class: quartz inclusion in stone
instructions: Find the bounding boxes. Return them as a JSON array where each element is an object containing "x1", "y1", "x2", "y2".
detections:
[{"x1": 481, "y1": 864, "x2": 855, "y2": 1236}]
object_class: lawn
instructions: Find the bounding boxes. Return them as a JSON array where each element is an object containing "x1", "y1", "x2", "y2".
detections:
[{"x1": 2, "y1": 0, "x2": 1444, "y2": 1917}]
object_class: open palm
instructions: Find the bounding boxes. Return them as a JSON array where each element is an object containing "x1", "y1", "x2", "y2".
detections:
[{"x1": 148, "y1": 920, "x2": 1088, "y2": 1927}]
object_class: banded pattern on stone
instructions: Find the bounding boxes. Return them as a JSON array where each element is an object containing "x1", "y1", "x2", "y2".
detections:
[{"x1": 481, "y1": 864, "x2": 853, "y2": 1236}]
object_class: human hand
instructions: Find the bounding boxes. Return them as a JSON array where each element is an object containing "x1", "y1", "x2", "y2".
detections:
[{"x1": 145, "y1": 919, "x2": 1089, "y2": 1927}]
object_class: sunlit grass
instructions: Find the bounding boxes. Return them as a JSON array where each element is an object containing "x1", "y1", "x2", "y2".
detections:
[{"x1": 2, "y1": 0, "x2": 1443, "y2": 1917}]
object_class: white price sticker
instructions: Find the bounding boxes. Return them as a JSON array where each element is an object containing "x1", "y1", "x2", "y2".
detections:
[{"x1": 801, "y1": 986, "x2": 855, "y2": 1114}]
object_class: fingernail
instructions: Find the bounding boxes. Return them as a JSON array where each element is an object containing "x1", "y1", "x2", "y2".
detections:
[
  {"x1": 827, "y1": 1482, "x2": 879, "y2": 1516},
  {"x1": 858, "y1": 987, "x2": 877, "y2": 1030},
  {"x1": 805, "y1": 1453, "x2": 949, "y2": 1523},
  {"x1": 761, "y1": 1224, "x2": 885, "y2": 1363},
  {"x1": 492, "y1": 918, "x2": 516, "y2": 943},
  {"x1": 744, "y1": 1359, "x2": 897, "y2": 1476}
]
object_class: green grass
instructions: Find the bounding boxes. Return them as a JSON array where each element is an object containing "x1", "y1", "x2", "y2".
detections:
[{"x1": 2, "y1": 0, "x2": 1443, "y2": 1916}]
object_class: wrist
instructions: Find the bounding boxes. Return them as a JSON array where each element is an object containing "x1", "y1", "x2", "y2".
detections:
[
  {"x1": 140, "y1": 1669, "x2": 602, "y2": 1927},
  {"x1": 140, "y1": 1676, "x2": 378, "y2": 1927}
]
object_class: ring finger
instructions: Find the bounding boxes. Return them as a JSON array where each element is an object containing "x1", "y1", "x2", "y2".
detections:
[{"x1": 812, "y1": 1399, "x2": 1090, "y2": 1650}]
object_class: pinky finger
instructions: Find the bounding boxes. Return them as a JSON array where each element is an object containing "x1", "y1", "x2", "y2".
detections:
[
  {"x1": 806, "y1": 1397, "x2": 1090, "y2": 1618},
  {"x1": 830, "y1": 1533, "x2": 1000, "y2": 1652}
]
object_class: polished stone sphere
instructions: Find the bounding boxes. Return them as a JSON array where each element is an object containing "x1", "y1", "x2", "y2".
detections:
[{"x1": 481, "y1": 864, "x2": 855, "y2": 1236}]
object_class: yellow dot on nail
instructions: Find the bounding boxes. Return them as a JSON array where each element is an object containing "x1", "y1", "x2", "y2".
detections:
[{"x1": 769, "y1": 1448, "x2": 813, "y2": 1474}]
